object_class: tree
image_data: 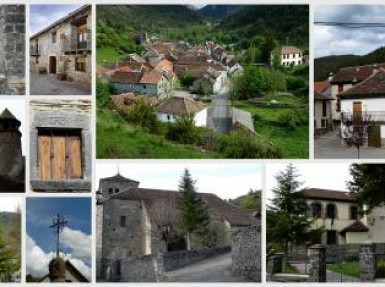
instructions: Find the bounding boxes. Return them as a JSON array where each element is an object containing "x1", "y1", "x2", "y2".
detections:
[
  {"x1": 0, "y1": 222, "x2": 18, "y2": 281},
  {"x1": 267, "y1": 164, "x2": 311, "y2": 257},
  {"x1": 177, "y1": 169, "x2": 210, "y2": 250},
  {"x1": 348, "y1": 164, "x2": 385, "y2": 211},
  {"x1": 166, "y1": 114, "x2": 201, "y2": 144},
  {"x1": 341, "y1": 112, "x2": 375, "y2": 159},
  {"x1": 124, "y1": 99, "x2": 160, "y2": 134}
]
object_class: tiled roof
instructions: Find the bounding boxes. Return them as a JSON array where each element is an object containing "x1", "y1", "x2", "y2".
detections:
[
  {"x1": 110, "y1": 93, "x2": 158, "y2": 110},
  {"x1": 109, "y1": 187, "x2": 259, "y2": 226},
  {"x1": 314, "y1": 81, "x2": 331, "y2": 93},
  {"x1": 100, "y1": 173, "x2": 139, "y2": 184},
  {"x1": 155, "y1": 96, "x2": 205, "y2": 116},
  {"x1": 122, "y1": 53, "x2": 146, "y2": 63},
  {"x1": 339, "y1": 68, "x2": 385, "y2": 98},
  {"x1": 302, "y1": 188, "x2": 356, "y2": 203},
  {"x1": 331, "y1": 63, "x2": 385, "y2": 84},
  {"x1": 109, "y1": 71, "x2": 143, "y2": 84},
  {"x1": 280, "y1": 45, "x2": 302, "y2": 55},
  {"x1": 140, "y1": 68, "x2": 164, "y2": 84},
  {"x1": 314, "y1": 91, "x2": 333, "y2": 100},
  {"x1": 340, "y1": 220, "x2": 369, "y2": 235}
]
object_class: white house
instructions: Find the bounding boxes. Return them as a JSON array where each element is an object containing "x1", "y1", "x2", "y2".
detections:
[
  {"x1": 314, "y1": 81, "x2": 333, "y2": 132},
  {"x1": 339, "y1": 68, "x2": 385, "y2": 147},
  {"x1": 272, "y1": 46, "x2": 303, "y2": 67},
  {"x1": 155, "y1": 96, "x2": 207, "y2": 127}
]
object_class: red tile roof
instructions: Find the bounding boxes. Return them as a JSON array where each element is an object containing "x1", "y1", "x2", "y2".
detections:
[
  {"x1": 314, "y1": 91, "x2": 333, "y2": 100},
  {"x1": 314, "y1": 81, "x2": 331, "y2": 93},
  {"x1": 109, "y1": 71, "x2": 143, "y2": 84},
  {"x1": 140, "y1": 68, "x2": 164, "y2": 84}
]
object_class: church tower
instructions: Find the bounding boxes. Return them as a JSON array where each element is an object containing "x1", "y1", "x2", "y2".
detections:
[{"x1": 0, "y1": 108, "x2": 22, "y2": 177}]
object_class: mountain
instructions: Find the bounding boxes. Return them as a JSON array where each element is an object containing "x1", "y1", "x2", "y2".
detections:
[
  {"x1": 314, "y1": 47, "x2": 385, "y2": 81},
  {"x1": 198, "y1": 5, "x2": 245, "y2": 20}
]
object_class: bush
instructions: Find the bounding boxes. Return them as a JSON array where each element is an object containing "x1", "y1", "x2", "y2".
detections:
[
  {"x1": 217, "y1": 129, "x2": 282, "y2": 158},
  {"x1": 96, "y1": 80, "x2": 113, "y2": 108},
  {"x1": 286, "y1": 76, "x2": 307, "y2": 91},
  {"x1": 278, "y1": 109, "x2": 307, "y2": 130},
  {"x1": 122, "y1": 99, "x2": 161, "y2": 134},
  {"x1": 166, "y1": 114, "x2": 201, "y2": 144}
]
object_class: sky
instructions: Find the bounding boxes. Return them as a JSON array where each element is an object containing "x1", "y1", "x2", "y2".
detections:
[
  {"x1": 26, "y1": 198, "x2": 91, "y2": 280},
  {"x1": 96, "y1": 162, "x2": 262, "y2": 200},
  {"x1": 0, "y1": 196, "x2": 21, "y2": 212},
  {"x1": 30, "y1": 5, "x2": 83, "y2": 35},
  {"x1": 266, "y1": 163, "x2": 352, "y2": 201},
  {"x1": 0, "y1": 98, "x2": 26, "y2": 155},
  {"x1": 314, "y1": 5, "x2": 385, "y2": 58}
]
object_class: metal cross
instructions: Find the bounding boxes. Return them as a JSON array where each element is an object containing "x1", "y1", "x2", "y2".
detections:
[{"x1": 49, "y1": 214, "x2": 68, "y2": 258}]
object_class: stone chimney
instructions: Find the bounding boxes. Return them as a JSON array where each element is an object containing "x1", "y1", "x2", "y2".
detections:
[{"x1": 48, "y1": 257, "x2": 66, "y2": 282}]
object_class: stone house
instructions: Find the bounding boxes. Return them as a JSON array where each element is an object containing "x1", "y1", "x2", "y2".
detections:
[
  {"x1": 0, "y1": 108, "x2": 24, "y2": 192},
  {"x1": 29, "y1": 100, "x2": 92, "y2": 193},
  {"x1": 339, "y1": 68, "x2": 385, "y2": 147},
  {"x1": 272, "y1": 45, "x2": 303, "y2": 67},
  {"x1": 314, "y1": 81, "x2": 333, "y2": 133},
  {"x1": 0, "y1": 5, "x2": 25, "y2": 95},
  {"x1": 304, "y1": 188, "x2": 385, "y2": 245},
  {"x1": 30, "y1": 5, "x2": 92, "y2": 85},
  {"x1": 155, "y1": 96, "x2": 207, "y2": 127},
  {"x1": 96, "y1": 173, "x2": 258, "y2": 281}
]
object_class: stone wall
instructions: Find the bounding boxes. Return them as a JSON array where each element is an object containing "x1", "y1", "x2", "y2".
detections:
[
  {"x1": 231, "y1": 225, "x2": 261, "y2": 282},
  {"x1": 0, "y1": 5, "x2": 25, "y2": 95},
  {"x1": 119, "y1": 255, "x2": 158, "y2": 282},
  {"x1": 162, "y1": 247, "x2": 231, "y2": 272}
]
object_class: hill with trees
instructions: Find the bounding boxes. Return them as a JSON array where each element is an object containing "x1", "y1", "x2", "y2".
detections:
[{"x1": 197, "y1": 5, "x2": 245, "y2": 20}]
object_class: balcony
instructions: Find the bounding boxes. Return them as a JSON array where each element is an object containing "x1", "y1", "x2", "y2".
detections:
[
  {"x1": 341, "y1": 111, "x2": 385, "y2": 123},
  {"x1": 61, "y1": 31, "x2": 91, "y2": 53}
]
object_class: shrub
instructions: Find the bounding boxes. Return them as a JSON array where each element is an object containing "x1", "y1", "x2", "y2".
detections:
[
  {"x1": 166, "y1": 114, "x2": 201, "y2": 144},
  {"x1": 286, "y1": 76, "x2": 307, "y2": 91},
  {"x1": 278, "y1": 109, "x2": 307, "y2": 130},
  {"x1": 123, "y1": 99, "x2": 161, "y2": 134}
]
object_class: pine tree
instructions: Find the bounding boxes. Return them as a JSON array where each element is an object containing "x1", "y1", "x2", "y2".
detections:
[
  {"x1": 267, "y1": 164, "x2": 311, "y2": 257},
  {"x1": 177, "y1": 169, "x2": 210, "y2": 250},
  {"x1": 0, "y1": 222, "x2": 18, "y2": 281}
]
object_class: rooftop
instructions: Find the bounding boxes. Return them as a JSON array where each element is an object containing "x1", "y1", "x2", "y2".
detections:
[
  {"x1": 302, "y1": 188, "x2": 356, "y2": 203},
  {"x1": 155, "y1": 96, "x2": 205, "y2": 116},
  {"x1": 331, "y1": 63, "x2": 385, "y2": 84}
]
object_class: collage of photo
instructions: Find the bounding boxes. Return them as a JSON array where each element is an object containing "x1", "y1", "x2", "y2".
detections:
[{"x1": 0, "y1": 2, "x2": 384, "y2": 285}]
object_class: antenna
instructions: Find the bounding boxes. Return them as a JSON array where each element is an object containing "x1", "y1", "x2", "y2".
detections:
[{"x1": 49, "y1": 214, "x2": 68, "y2": 258}]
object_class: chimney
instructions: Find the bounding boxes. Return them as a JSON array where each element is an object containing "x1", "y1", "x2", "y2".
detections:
[{"x1": 327, "y1": 72, "x2": 333, "y2": 82}]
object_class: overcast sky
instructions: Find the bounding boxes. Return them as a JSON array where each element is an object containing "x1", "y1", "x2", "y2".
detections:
[
  {"x1": 266, "y1": 163, "x2": 352, "y2": 201},
  {"x1": 0, "y1": 98, "x2": 26, "y2": 155},
  {"x1": 30, "y1": 5, "x2": 83, "y2": 35},
  {"x1": 314, "y1": 5, "x2": 385, "y2": 58},
  {"x1": 0, "y1": 196, "x2": 21, "y2": 212},
  {"x1": 96, "y1": 162, "x2": 262, "y2": 200}
]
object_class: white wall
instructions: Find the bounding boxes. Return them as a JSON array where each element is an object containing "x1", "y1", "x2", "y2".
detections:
[
  {"x1": 156, "y1": 108, "x2": 207, "y2": 127},
  {"x1": 314, "y1": 99, "x2": 332, "y2": 129},
  {"x1": 346, "y1": 232, "x2": 369, "y2": 244}
]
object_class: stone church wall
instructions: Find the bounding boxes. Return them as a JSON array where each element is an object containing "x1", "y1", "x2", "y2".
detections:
[{"x1": 231, "y1": 225, "x2": 261, "y2": 281}]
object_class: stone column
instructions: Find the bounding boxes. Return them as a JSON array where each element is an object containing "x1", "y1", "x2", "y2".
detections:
[
  {"x1": 267, "y1": 253, "x2": 284, "y2": 275},
  {"x1": 360, "y1": 243, "x2": 375, "y2": 282},
  {"x1": 308, "y1": 244, "x2": 326, "y2": 282}
]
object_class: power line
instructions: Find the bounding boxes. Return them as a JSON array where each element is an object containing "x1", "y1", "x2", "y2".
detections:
[{"x1": 314, "y1": 22, "x2": 385, "y2": 28}]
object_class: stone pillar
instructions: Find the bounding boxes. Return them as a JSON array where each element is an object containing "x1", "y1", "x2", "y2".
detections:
[
  {"x1": 308, "y1": 244, "x2": 326, "y2": 282},
  {"x1": 48, "y1": 257, "x2": 66, "y2": 282},
  {"x1": 360, "y1": 243, "x2": 375, "y2": 282},
  {"x1": 267, "y1": 253, "x2": 284, "y2": 275}
]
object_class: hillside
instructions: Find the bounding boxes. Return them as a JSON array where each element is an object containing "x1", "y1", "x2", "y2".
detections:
[
  {"x1": 198, "y1": 5, "x2": 245, "y2": 20},
  {"x1": 228, "y1": 190, "x2": 261, "y2": 213},
  {"x1": 315, "y1": 46, "x2": 385, "y2": 81}
]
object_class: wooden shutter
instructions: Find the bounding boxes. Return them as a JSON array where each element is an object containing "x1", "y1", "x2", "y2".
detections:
[
  {"x1": 53, "y1": 135, "x2": 66, "y2": 179},
  {"x1": 68, "y1": 135, "x2": 82, "y2": 178},
  {"x1": 38, "y1": 135, "x2": 51, "y2": 180}
]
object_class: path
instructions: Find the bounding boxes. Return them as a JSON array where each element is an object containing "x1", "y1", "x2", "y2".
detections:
[
  {"x1": 207, "y1": 88, "x2": 231, "y2": 132},
  {"x1": 163, "y1": 252, "x2": 250, "y2": 282}
]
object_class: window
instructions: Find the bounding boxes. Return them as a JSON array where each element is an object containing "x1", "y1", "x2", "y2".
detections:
[
  {"x1": 350, "y1": 206, "x2": 359, "y2": 220},
  {"x1": 77, "y1": 24, "x2": 88, "y2": 49},
  {"x1": 52, "y1": 31, "x2": 57, "y2": 43},
  {"x1": 120, "y1": 216, "x2": 126, "y2": 227},
  {"x1": 108, "y1": 188, "x2": 113, "y2": 195},
  {"x1": 115, "y1": 188, "x2": 119, "y2": 193},
  {"x1": 336, "y1": 98, "x2": 341, "y2": 112},
  {"x1": 38, "y1": 129, "x2": 82, "y2": 180},
  {"x1": 338, "y1": 84, "x2": 344, "y2": 93},
  {"x1": 326, "y1": 204, "x2": 337, "y2": 219},
  {"x1": 75, "y1": 57, "x2": 86, "y2": 72},
  {"x1": 327, "y1": 230, "x2": 337, "y2": 244},
  {"x1": 321, "y1": 119, "x2": 326, "y2": 128},
  {"x1": 322, "y1": 100, "x2": 327, "y2": 117},
  {"x1": 311, "y1": 203, "x2": 322, "y2": 218}
]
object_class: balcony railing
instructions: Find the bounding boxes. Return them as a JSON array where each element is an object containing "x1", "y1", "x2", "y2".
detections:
[
  {"x1": 341, "y1": 111, "x2": 385, "y2": 123},
  {"x1": 61, "y1": 31, "x2": 91, "y2": 52}
]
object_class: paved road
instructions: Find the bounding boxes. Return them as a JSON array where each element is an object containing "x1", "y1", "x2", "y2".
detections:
[
  {"x1": 30, "y1": 71, "x2": 91, "y2": 95},
  {"x1": 315, "y1": 131, "x2": 385, "y2": 159},
  {"x1": 164, "y1": 252, "x2": 250, "y2": 282},
  {"x1": 207, "y1": 88, "x2": 231, "y2": 132}
]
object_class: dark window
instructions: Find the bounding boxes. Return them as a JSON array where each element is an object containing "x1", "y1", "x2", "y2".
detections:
[
  {"x1": 311, "y1": 203, "x2": 322, "y2": 218},
  {"x1": 338, "y1": 84, "x2": 343, "y2": 93},
  {"x1": 327, "y1": 230, "x2": 337, "y2": 244},
  {"x1": 115, "y1": 188, "x2": 119, "y2": 193},
  {"x1": 350, "y1": 206, "x2": 359, "y2": 220},
  {"x1": 336, "y1": 98, "x2": 341, "y2": 112},
  {"x1": 326, "y1": 204, "x2": 337, "y2": 219},
  {"x1": 120, "y1": 216, "x2": 126, "y2": 227},
  {"x1": 108, "y1": 188, "x2": 113, "y2": 195},
  {"x1": 52, "y1": 31, "x2": 57, "y2": 43},
  {"x1": 322, "y1": 100, "x2": 327, "y2": 117},
  {"x1": 75, "y1": 57, "x2": 86, "y2": 72},
  {"x1": 38, "y1": 129, "x2": 82, "y2": 180},
  {"x1": 115, "y1": 260, "x2": 121, "y2": 276}
]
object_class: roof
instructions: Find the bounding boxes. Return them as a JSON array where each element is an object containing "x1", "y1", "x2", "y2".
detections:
[
  {"x1": 39, "y1": 260, "x2": 89, "y2": 283},
  {"x1": 100, "y1": 173, "x2": 139, "y2": 184},
  {"x1": 340, "y1": 220, "x2": 369, "y2": 235},
  {"x1": 276, "y1": 45, "x2": 302, "y2": 55},
  {"x1": 110, "y1": 93, "x2": 158, "y2": 111},
  {"x1": 339, "y1": 68, "x2": 385, "y2": 98},
  {"x1": 109, "y1": 71, "x2": 143, "y2": 84},
  {"x1": 109, "y1": 187, "x2": 258, "y2": 226},
  {"x1": 0, "y1": 108, "x2": 19, "y2": 121},
  {"x1": 31, "y1": 5, "x2": 91, "y2": 40},
  {"x1": 314, "y1": 91, "x2": 333, "y2": 100},
  {"x1": 155, "y1": 96, "x2": 205, "y2": 116},
  {"x1": 331, "y1": 63, "x2": 385, "y2": 84},
  {"x1": 314, "y1": 81, "x2": 331, "y2": 93},
  {"x1": 302, "y1": 188, "x2": 356, "y2": 203},
  {"x1": 140, "y1": 69, "x2": 164, "y2": 84},
  {"x1": 123, "y1": 53, "x2": 146, "y2": 63}
]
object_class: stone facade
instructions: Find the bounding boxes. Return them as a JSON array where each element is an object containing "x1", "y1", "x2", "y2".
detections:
[
  {"x1": 30, "y1": 5, "x2": 91, "y2": 86},
  {"x1": 0, "y1": 5, "x2": 25, "y2": 94},
  {"x1": 360, "y1": 244, "x2": 376, "y2": 282},
  {"x1": 29, "y1": 100, "x2": 92, "y2": 192},
  {"x1": 308, "y1": 244, "x2": 326, "y2": 282},
  {"x1": 231, "y1": 225, "x2": 261, "y2": 281}
]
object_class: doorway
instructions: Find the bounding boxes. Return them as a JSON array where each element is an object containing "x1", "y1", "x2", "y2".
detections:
[{"x1": 49, "y1": 56, "x2": 57, "y2": 74}]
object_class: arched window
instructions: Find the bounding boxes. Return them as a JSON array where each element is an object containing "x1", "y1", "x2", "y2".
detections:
[
  {"x1": 326, "y1": 204, "x2": 337, "y2": 219},
  {"x1": 311, "y1": 202, "x2": 322, "y2": 218},
  {"x1": 350, "y1": 206, "x2": 359, "y2": 220}
]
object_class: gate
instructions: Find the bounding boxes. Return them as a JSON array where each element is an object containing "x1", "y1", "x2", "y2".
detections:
[
  {"x1": 375, "y1": 254, "x2": 385, "y2": 279},
  {"x1": 368, "y1": 125, "x2": 381, "y2": 147},
  {"x1": 326, "y1": 245, "x2": 360, "y2": 282}
]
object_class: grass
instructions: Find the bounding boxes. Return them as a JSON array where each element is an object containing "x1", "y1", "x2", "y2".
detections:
[
  {"x1": 377, "y1": 259, "x2": 385, "y2": 278},
  {"x1": 97, "y1": 47, "x2": 123, "y2": 64},
  {"x1": 232, "y1": 98, "x2": 309, "y2": 158},
  {"x1": 96, "y1": 109, "x2": 218, "y2": 158},
  {"x1": 327, "y1": 261, "x2": 360, "y2": 278}
]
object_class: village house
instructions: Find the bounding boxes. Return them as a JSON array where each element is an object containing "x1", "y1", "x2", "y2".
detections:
[
  {"x1": 314, "y1": 81, "x2": 333, "y2": 134},
  {"x1": 339, "y1": 68, "x2": 385, "y2": 147},
  {"x1": 272, "y1": 45, "x2": 303, "y2": 67},
  {"x1": 96, "y1": 173, "x2": 258, "y2": 281},
  {"x1": 303, "y1": 188, "x2": 385, "y2": 245},
  {"x1": 30, "y1": 5, "x2": 92, "y2": 85},
  {"x1": 155, "y1": 96, "x2": 207, "y2": 126}
]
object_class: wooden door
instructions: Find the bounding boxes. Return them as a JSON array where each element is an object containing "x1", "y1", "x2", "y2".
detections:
[
  {"x1": 38, "y1": 135, "x2": 51, "y2": 180},
  {"x1": 353, "y1": 102, "x2": 362, "y2": 117},
  {"x1": 68, "y1": 135, "x2": 82, "y2": 178}
]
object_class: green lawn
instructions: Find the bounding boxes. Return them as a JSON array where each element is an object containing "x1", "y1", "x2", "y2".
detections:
[
  {"x1": 232, "y1": 99, "x2": 309, "y2": 159},
  {"x1": 97, "y1": 109, "x2": 218, "y2": 158},
  {"x1": 327, "y1": 261, "x2": 360, "y2": 278},
  {"x1": 97, "y1": 47, "x2": 123, "y2": 64}
]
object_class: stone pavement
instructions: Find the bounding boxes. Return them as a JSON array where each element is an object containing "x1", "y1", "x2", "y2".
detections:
[
  {"x1": 163, "y1": 252, "x2": 251, "y2": 282},
  {"x1": 30, "y1": 71, "x2": 91, "y2": 95},
  {"x1": 315, "y1": 132, "x2": 385, "y2": 159}
]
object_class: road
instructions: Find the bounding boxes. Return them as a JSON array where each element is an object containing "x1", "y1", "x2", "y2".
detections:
[
  {"x1": 164, "y1": 252, "x2": 250, "y2": 282},
  {"x1": 207, "y1": 88, "x2": 231, "y2": 132}
]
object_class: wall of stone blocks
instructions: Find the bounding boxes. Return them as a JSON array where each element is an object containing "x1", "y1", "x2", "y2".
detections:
[
  {"x1": 119, "y1": 255, "x2": 158, "y2": 282},
  {"x1": 231, "y1": 225, "x2": 261, "y2": 282}
]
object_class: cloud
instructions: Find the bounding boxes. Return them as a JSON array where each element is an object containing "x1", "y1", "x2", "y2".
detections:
[
  {"x1": 26, "y1": 231, "x2": 91, "y2": 281},
  {"x1": 61, "y1": 227, "x2": 91, "y2": 263}
]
